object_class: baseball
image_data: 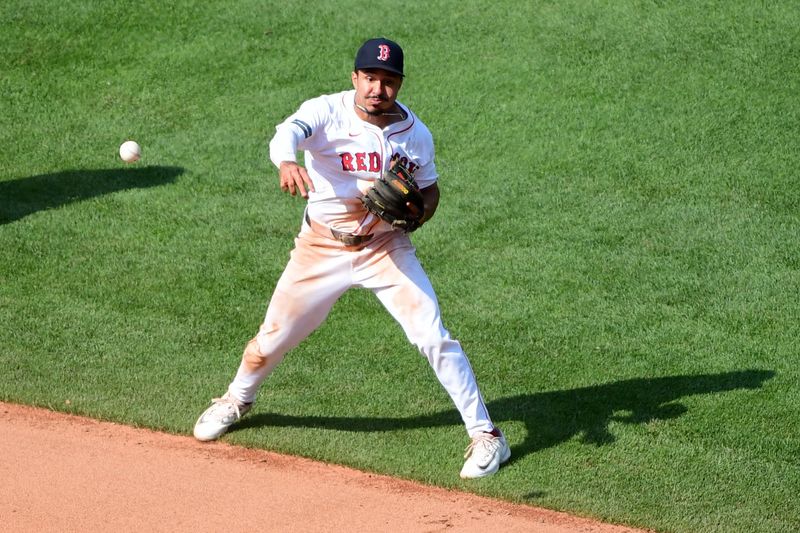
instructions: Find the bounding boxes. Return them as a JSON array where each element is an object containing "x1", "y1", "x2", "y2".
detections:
[{"x1": 119, "y1": 140, "x2": 141, "y2": 163}]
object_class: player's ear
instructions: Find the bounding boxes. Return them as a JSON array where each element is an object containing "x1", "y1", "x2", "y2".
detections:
[{"x1": 351, "y1": 71, "x2": 358, "y2": 88}]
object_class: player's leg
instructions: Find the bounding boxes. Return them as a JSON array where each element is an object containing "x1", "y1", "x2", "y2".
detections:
[
  {"x1": 194, "y1": 226, "x2": 352, "y2": 441},
  {"x1": 360, "y1": 240, "x2": 493, "y2": 434},
  {"x1": 357, "y1": 236, "x2": 510, "y2": 477},
  {"x1": 225, "y1": 277, "x2": 346, "y2": 404}
]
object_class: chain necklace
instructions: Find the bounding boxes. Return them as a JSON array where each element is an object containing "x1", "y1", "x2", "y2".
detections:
[{"x1": 355, "y1": 102, "x2": 406, "y2": 118}]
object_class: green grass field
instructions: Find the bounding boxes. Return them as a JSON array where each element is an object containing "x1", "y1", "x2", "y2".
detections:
[{"x1": 2, "y1": 1, "x2": 798, "y2": 531}]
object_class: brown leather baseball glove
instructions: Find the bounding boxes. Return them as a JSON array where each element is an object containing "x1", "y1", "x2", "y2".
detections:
[{"x1": 361, "y1": 163, "x2": 425, "y2": 232}]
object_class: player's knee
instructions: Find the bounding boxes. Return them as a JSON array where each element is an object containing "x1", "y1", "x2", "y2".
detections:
[
  {"x1": 242, "y1": 338, "x2": 269, "y2": 370},
  {"x1": 414, "y1": 334, "x2": 462, "y2": 363}
]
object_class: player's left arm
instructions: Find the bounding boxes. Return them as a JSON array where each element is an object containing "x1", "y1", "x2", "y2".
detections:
[
  {"x1": 417, "y1": 182, "x2": 439, "y2": 225},
  {"x1": 398, "y1": 162, "x2": 439, "y2": 225},
  {"x1": 404, "y1": 122, "x2": 439, "y2": 226}
]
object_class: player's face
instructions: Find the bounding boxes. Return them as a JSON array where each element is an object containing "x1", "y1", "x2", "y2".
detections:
[{"x1": 351, "y1": 69, "x2": 403, "y2": 114}]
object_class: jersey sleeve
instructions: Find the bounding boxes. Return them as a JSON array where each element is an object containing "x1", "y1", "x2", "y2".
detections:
[
  {"x1": 410, "y1": 124, "x2": 438, "y2": 189},
  {"x1": 268, "y1": 97, "x2": 329, "y2": 168}
]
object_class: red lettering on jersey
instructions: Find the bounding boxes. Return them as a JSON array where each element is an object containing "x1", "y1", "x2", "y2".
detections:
[
  {"x1": 340, "y1": 152, "x2": 355, "y2": 171},
  {"x1": 390, "y1": 152, "x2": 420, "y2": 175},
  {"x1": 378, "y1": 44, "x2": 390, "y2": 61},
  {"x1": 340, "y1": 152, "x2": 385, "y2": 173},
  {"x1": 368, "y1": 152, "x2": 381, "y2": 172},
  {"x1": 355, "y1": 152, "x2": 367, "y2": 171}
]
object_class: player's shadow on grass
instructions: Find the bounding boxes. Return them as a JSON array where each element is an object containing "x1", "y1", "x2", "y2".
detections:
[
  {"x1": 237, "y1": 369, "x2": 774, "y2": 461},
  {"x1": 0, "y1": 166, "x2": 184, "y2": 224}
]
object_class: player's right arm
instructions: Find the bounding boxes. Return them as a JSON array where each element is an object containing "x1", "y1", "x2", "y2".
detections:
[
  {"x1": 269, "y1": 99, "x2": 327, "y2": 198},
  {"x1": 278, "y1": 161, "x2": 314, "y2": 198}
]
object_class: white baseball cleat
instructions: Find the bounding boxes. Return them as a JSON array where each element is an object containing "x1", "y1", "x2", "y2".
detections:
[
  {"x1": 459, "y1": 430, "x2": 511, "y2": 479},
  {"x1": 193, "y1": 392, "x2": 252, "y2": 441}
]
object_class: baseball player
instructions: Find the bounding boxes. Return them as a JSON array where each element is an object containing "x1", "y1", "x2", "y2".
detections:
[{"x1": 194, "y1": 38, "x2": 510, "y2": 479}]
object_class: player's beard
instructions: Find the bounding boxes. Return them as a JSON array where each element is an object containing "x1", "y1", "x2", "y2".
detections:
[{"x1": 357, "y1": 94, "x2": 396, "y2": 116}]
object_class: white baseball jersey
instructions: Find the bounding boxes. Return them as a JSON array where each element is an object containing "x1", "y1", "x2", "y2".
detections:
[{"x1": 269, "y1": 89, "x2": 437, "y2": 235}]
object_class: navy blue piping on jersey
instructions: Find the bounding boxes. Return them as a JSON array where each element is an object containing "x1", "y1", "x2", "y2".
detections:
[{"x1": 292, "y1": 119, "x2": 312, "y2": 138}]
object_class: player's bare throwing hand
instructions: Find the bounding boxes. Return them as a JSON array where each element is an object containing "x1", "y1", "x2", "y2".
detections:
[{"x1": 193, "y1": 38, "x2": 509, "y2": 479}]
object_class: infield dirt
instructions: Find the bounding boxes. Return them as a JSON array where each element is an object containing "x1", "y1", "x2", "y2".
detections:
[{"x1": 1, "y1": 402, "x2": 649, "y2": 532}]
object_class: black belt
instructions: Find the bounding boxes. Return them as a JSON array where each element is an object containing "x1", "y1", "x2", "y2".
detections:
[{"x1": 305, "y1": 212, "x2": 374, "y2": 246}]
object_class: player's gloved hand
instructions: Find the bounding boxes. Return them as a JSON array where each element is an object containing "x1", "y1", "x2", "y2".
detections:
[{"x1": 361, "y1": 163, "x2": 425, "y2": 233}]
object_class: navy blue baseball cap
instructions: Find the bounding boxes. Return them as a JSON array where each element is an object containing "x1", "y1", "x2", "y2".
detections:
[{"x1": 354, "y1": 38, "x2": 404, "y2": 77}]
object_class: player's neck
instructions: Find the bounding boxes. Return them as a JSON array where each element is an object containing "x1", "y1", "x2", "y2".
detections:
[{"x1": 354, "y1": 102, "x2": 406, "y2": 127}]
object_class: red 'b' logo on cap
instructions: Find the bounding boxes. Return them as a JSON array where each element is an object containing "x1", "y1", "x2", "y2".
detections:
[{"x1": 377, "y1": 44, "x2": 390, "y2": 61}]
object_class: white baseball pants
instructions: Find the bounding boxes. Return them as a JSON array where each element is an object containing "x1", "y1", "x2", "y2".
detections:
[{"x1": 227, "y1": 216, "x2": 495, "y2": 437}]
